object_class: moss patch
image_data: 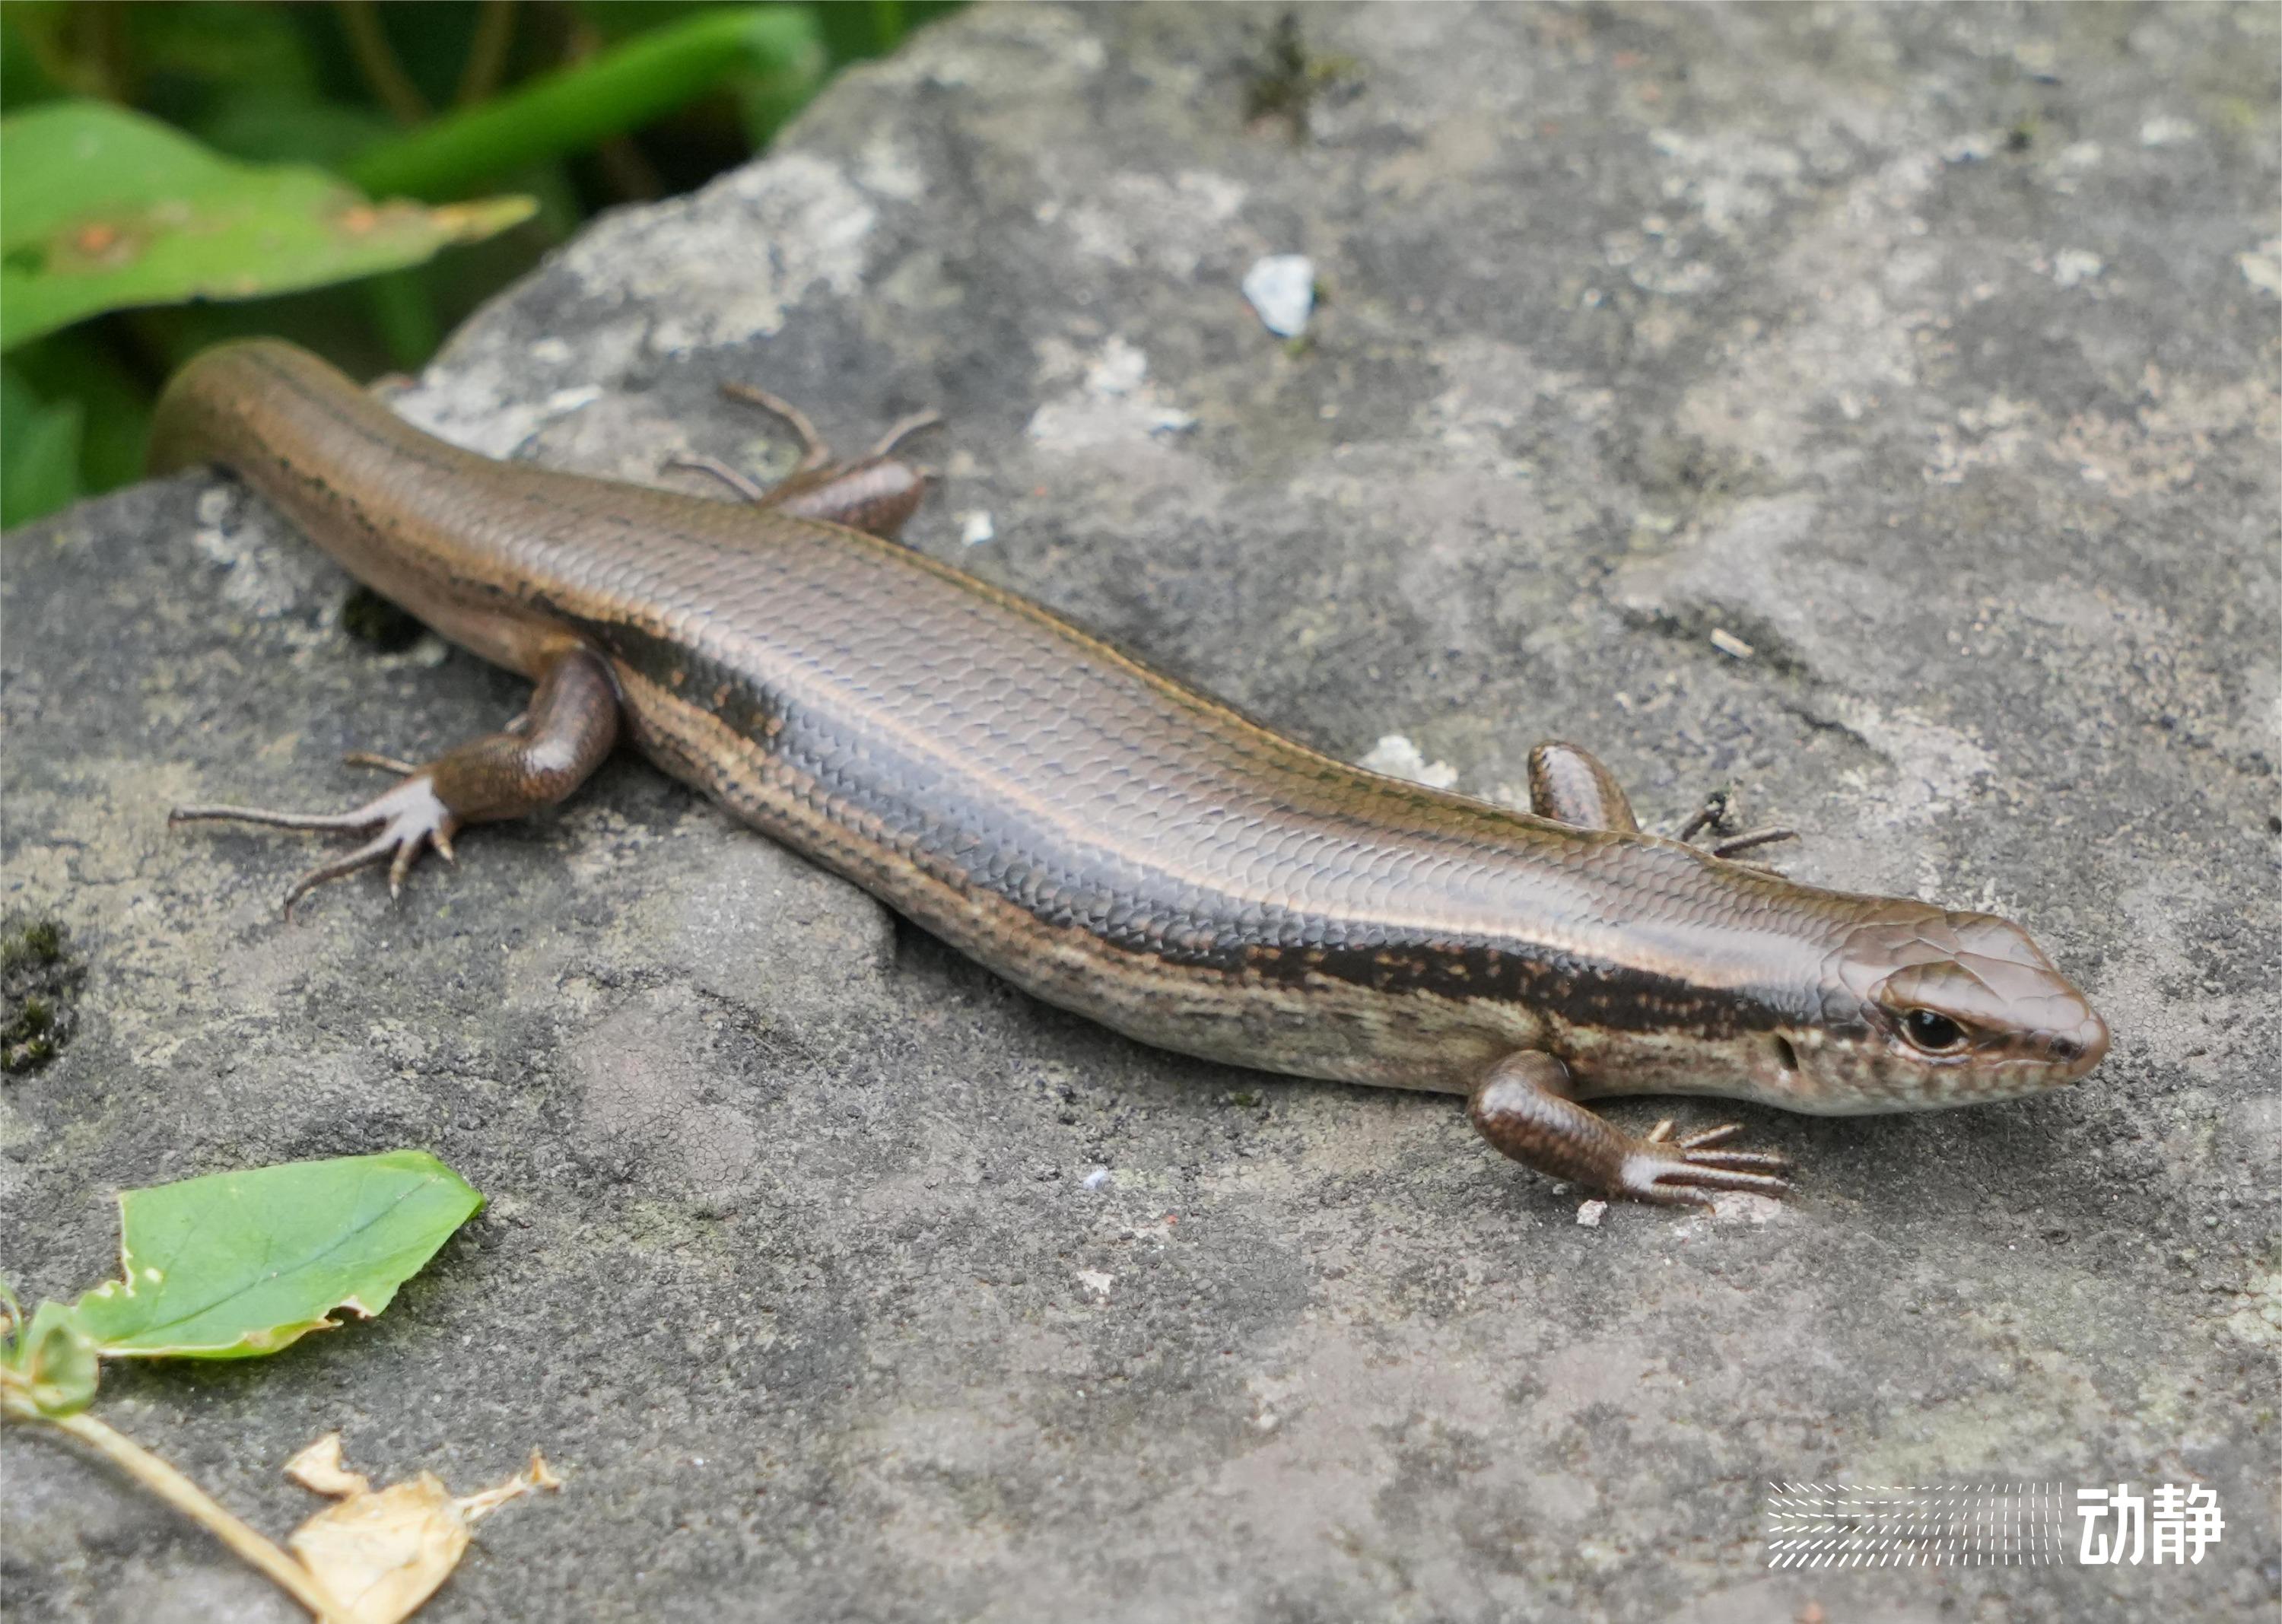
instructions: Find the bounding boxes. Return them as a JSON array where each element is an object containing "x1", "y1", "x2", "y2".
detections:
[
  {"x1": 2, "y1": 915, "x2": 85, "y2": 1075},
  {"x1": 1243, "y1": 11, "x2": 1362, "y2": 141}
]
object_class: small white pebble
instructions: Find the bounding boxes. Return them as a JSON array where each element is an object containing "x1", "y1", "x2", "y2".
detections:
[
  {"x1": 1085, "y1": 337, "x2": 1149, "y2": 398},
  {"x1": 1708, "y1": 628, "x2": 1756, "y2": 660},
  {"x1": 1242, "y1": 253, "x2": 1317, "y2": 338},
  {"x1": 2139, "y1": 115, "x2": 2198, "y2": 148},
  {"x1": 2238, "y1": 240, "x2": 2282, "y2": 297},
  {"x1": 1359, "y1": 733, "x2": 1458, "y2": 790},
  {"x1": 2052, "y1": 249, "x2": 2105, "y2": 290},
  {"x1": 528, "y1": 337, "x2": 574, "y2": 364},
  {"x1": 1576, "y1": 1200, "x2": 1608, "y2": 1228},
  {"x1": 1076, "y1": 1269, "x2": 1114, "y2": 1299},
  {"x1": 959, "y1": 510, "x2": 996, "y2": 546},
  {"x1": 543, "y1": 386, "x2": 601, "y2": 415},
  {"x1": 1081, "y1": 1166, "x2": 1111, "y2": 1191}
]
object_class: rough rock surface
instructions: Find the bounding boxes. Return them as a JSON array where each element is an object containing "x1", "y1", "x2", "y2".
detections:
[{"x1": 5, "y1": 5, "x2": 2276, "y2": 1620}]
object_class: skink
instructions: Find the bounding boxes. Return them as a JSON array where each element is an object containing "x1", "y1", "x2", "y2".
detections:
[{"x1": 150, "y1": 339, "x2": 2109, "y2": 1206}]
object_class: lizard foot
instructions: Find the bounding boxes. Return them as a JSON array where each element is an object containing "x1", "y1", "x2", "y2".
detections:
[
  {"x1": 171, "y1": 771, "x2": 459, "y2": 917},
  {"x1": 1620, "y1": 1119, "x2": 1792, "y2": 1206},
  {"x1": 1677, "y1": 786, "x2": 1797, "y2": 866}
]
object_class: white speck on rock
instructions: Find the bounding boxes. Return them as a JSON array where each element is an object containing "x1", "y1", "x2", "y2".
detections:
[
  {"x1": 1827, "y1": 696, "x2": 1998, "y2": 827},
  {"x1": 2051, "y1": 249, "x2": 2105, "y2": 290},
  {"x1": 543, "y1": 386, "x2": 601, "y2": 416},
  {"x1": 1242, "y1": 254, "x2": 1316, "y2": 337},
  {"x1": 186, "y1": 489, "x2": 330, "y2": 622},
  {"x1": 1576, "y1": 1200, "x2": 1608, "y2": 1228},
  {"x1": 959, "y1": 510, "x2": 996, "y2": 546},
  {"x1": 528, "y1": 337, "x2": 573, "y2": 365},
  {"x1": 1026, "y1": 338, "x2": 1195, "y2": 450},
  {"x1": 1708, "y1": 628, "x2": 1756, "y2": 659},
  {"x1": 1062, "y1": 170, "x2": 1247, "y2": 278},
  {"x1": 2239, "y1": 239, "x2": 2282, "y2": 297},
  {"x1": 1081, "y1": 1167, "x2": 1111, "y2": 1190},
  {"x1": 2139, "y1": 115, "x2": 2198, "y2": 148},
  {"x1": 1628, "y1": 254, "x2": 1718, "y2": 297},
  {"x1": 1085, "y1": 336, "x2": 1149, "y2": 397},
  {"x1": 1076, "y1": 1270, "x2": 1114, "y2": 1299},
  {"x1": 557, "y1": 152, "x2": 877, "y2": 354},
  {"x1": 857, "y1": 132, "x2": 928, "y2": 202},
  {"x1": 1716, "y1": 1191, "x2": 1787, "y2": 1224},
  {"x1": 2045, "y1": 149, "x2": 2097, "y2": 196},
  {"x1": 1359, "y1": 734, "x2": 1458, "y2": 790}
]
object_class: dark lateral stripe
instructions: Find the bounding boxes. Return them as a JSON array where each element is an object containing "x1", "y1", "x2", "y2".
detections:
[{"x1": 605, "y1": 653, "x2": 1802, "y2": 1041}]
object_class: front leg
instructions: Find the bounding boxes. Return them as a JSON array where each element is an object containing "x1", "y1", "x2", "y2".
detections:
[
  {"x1": 1527, "y1": 740, "x2": 1797, "y2": 863},
  {"x1": 1675, "y1": 783, "x2": 1797, "y2": 861},
  {"x1": 1526, "y1": 740, "x2": 1639, "y2": 831},
  {"x1": 170, "y1": 644, "x2": 619, "y2": 915},
  {"x1": 665, "y1": 381, "x2": 938, "y2": 540},
  {"x1": 1467, "y1": 1052, "x2": 1790, "y2": 1206}
]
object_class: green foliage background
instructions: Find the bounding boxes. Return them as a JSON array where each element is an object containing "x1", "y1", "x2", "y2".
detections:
[{"x1": 0, "y1": 1, "x2": 958, "y2": 526}]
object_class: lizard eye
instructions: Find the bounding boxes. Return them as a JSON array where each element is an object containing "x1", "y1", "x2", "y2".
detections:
[{"x1": 1900, "y1": 1009, "x2": 1967, "y2": 1053}]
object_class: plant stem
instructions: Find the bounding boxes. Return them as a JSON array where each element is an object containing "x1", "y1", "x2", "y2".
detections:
[
  {"x1": 337, "y1": 0, "x2": 432, "y2": 126},
  {"x1": 11, "y1": 1396, "x2": 345, "y2": 1622},
  {"x1": 345, "y1": 6, "x2": 818, "y2": 200},
  {"x1": 456, "y1": 0, "x2": 520, "y2": 109}
]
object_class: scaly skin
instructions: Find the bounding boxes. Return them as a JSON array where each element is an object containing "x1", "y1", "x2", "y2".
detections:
[{"x1": 151, "y1": 340, "x2": 2109, "y2": 1206}]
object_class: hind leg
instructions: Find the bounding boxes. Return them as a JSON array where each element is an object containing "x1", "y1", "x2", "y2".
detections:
[{"x1": 171, "y1": 645, "x2": 619, "y2": 916}]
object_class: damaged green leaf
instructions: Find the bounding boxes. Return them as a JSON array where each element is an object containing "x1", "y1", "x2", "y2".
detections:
[
  {"x1": 69, "y1": 1151, "x2": 485, "y2": 1360},
  {"x1": 0, "y1": 102, "x2": 533, "y2": 351}
]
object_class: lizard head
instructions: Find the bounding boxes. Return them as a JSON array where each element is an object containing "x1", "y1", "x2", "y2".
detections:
[{"x1": 1756, "y1": 904, "x2": 2109, "y2": 1114}]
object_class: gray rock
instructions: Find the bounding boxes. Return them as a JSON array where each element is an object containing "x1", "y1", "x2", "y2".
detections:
[{"x1": 5, "y1": 5, "x2": 2275, "y2": 1620}]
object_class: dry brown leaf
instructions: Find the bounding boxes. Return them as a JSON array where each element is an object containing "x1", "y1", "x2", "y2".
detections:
[
  {"x1": 292, "y1": 1473, "x2": 467, "y2": 1624},
  {"x1": 284, "y1": 1437, "x2": 559, "y2": 1624},
  {"x1": 284, "y1": 1433, "x2": 371, "y2": 1498}
]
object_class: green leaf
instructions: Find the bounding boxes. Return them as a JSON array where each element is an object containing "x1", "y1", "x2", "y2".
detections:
[
  {"x1": 344, "y1": 6, "x2": 822, "y2": 201},
  {"x1": 0, "y1": 101, "x2": 536, "y2": 351},
  {"x1": 1, "y1": 363, "x2": 83, "y2": 526},
  {"x1": 69, "y1": 1150, "x2": 485, "y2": 1360},
  {"x1": 5, "y1": 1300, "x2": 99, "y2": 1416},
  {"x1": 195, "y1": 95, "x2": 399, "y2": 171},
  {"x1": 7, "y1": 333, "x2": 151, "y2": 497}
]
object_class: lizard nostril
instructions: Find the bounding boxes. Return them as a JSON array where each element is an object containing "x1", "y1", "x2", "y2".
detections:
[{"x1": 2051, "y1": 1011, "x2": 2110, "y2": 1076}]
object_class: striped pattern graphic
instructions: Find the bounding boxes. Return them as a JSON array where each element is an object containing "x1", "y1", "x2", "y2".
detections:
[{"x1": 1762, "y1": 1483, "x2": 2067, "y2": 1568}]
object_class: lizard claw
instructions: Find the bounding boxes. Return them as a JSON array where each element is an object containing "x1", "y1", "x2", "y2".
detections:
[
  {"x1": 1616, "y1": 1121, "x2": 1792, "y2": 1206},
  {"x1": 342, "y1": 749, "x2": 421, "y2": 776},
  {"x1": 1677, "y1": 786, "x2": 1798, "y2": 868},
  {"x1": 172, "y1": 773, "x2": 459, "y2": 917}
]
